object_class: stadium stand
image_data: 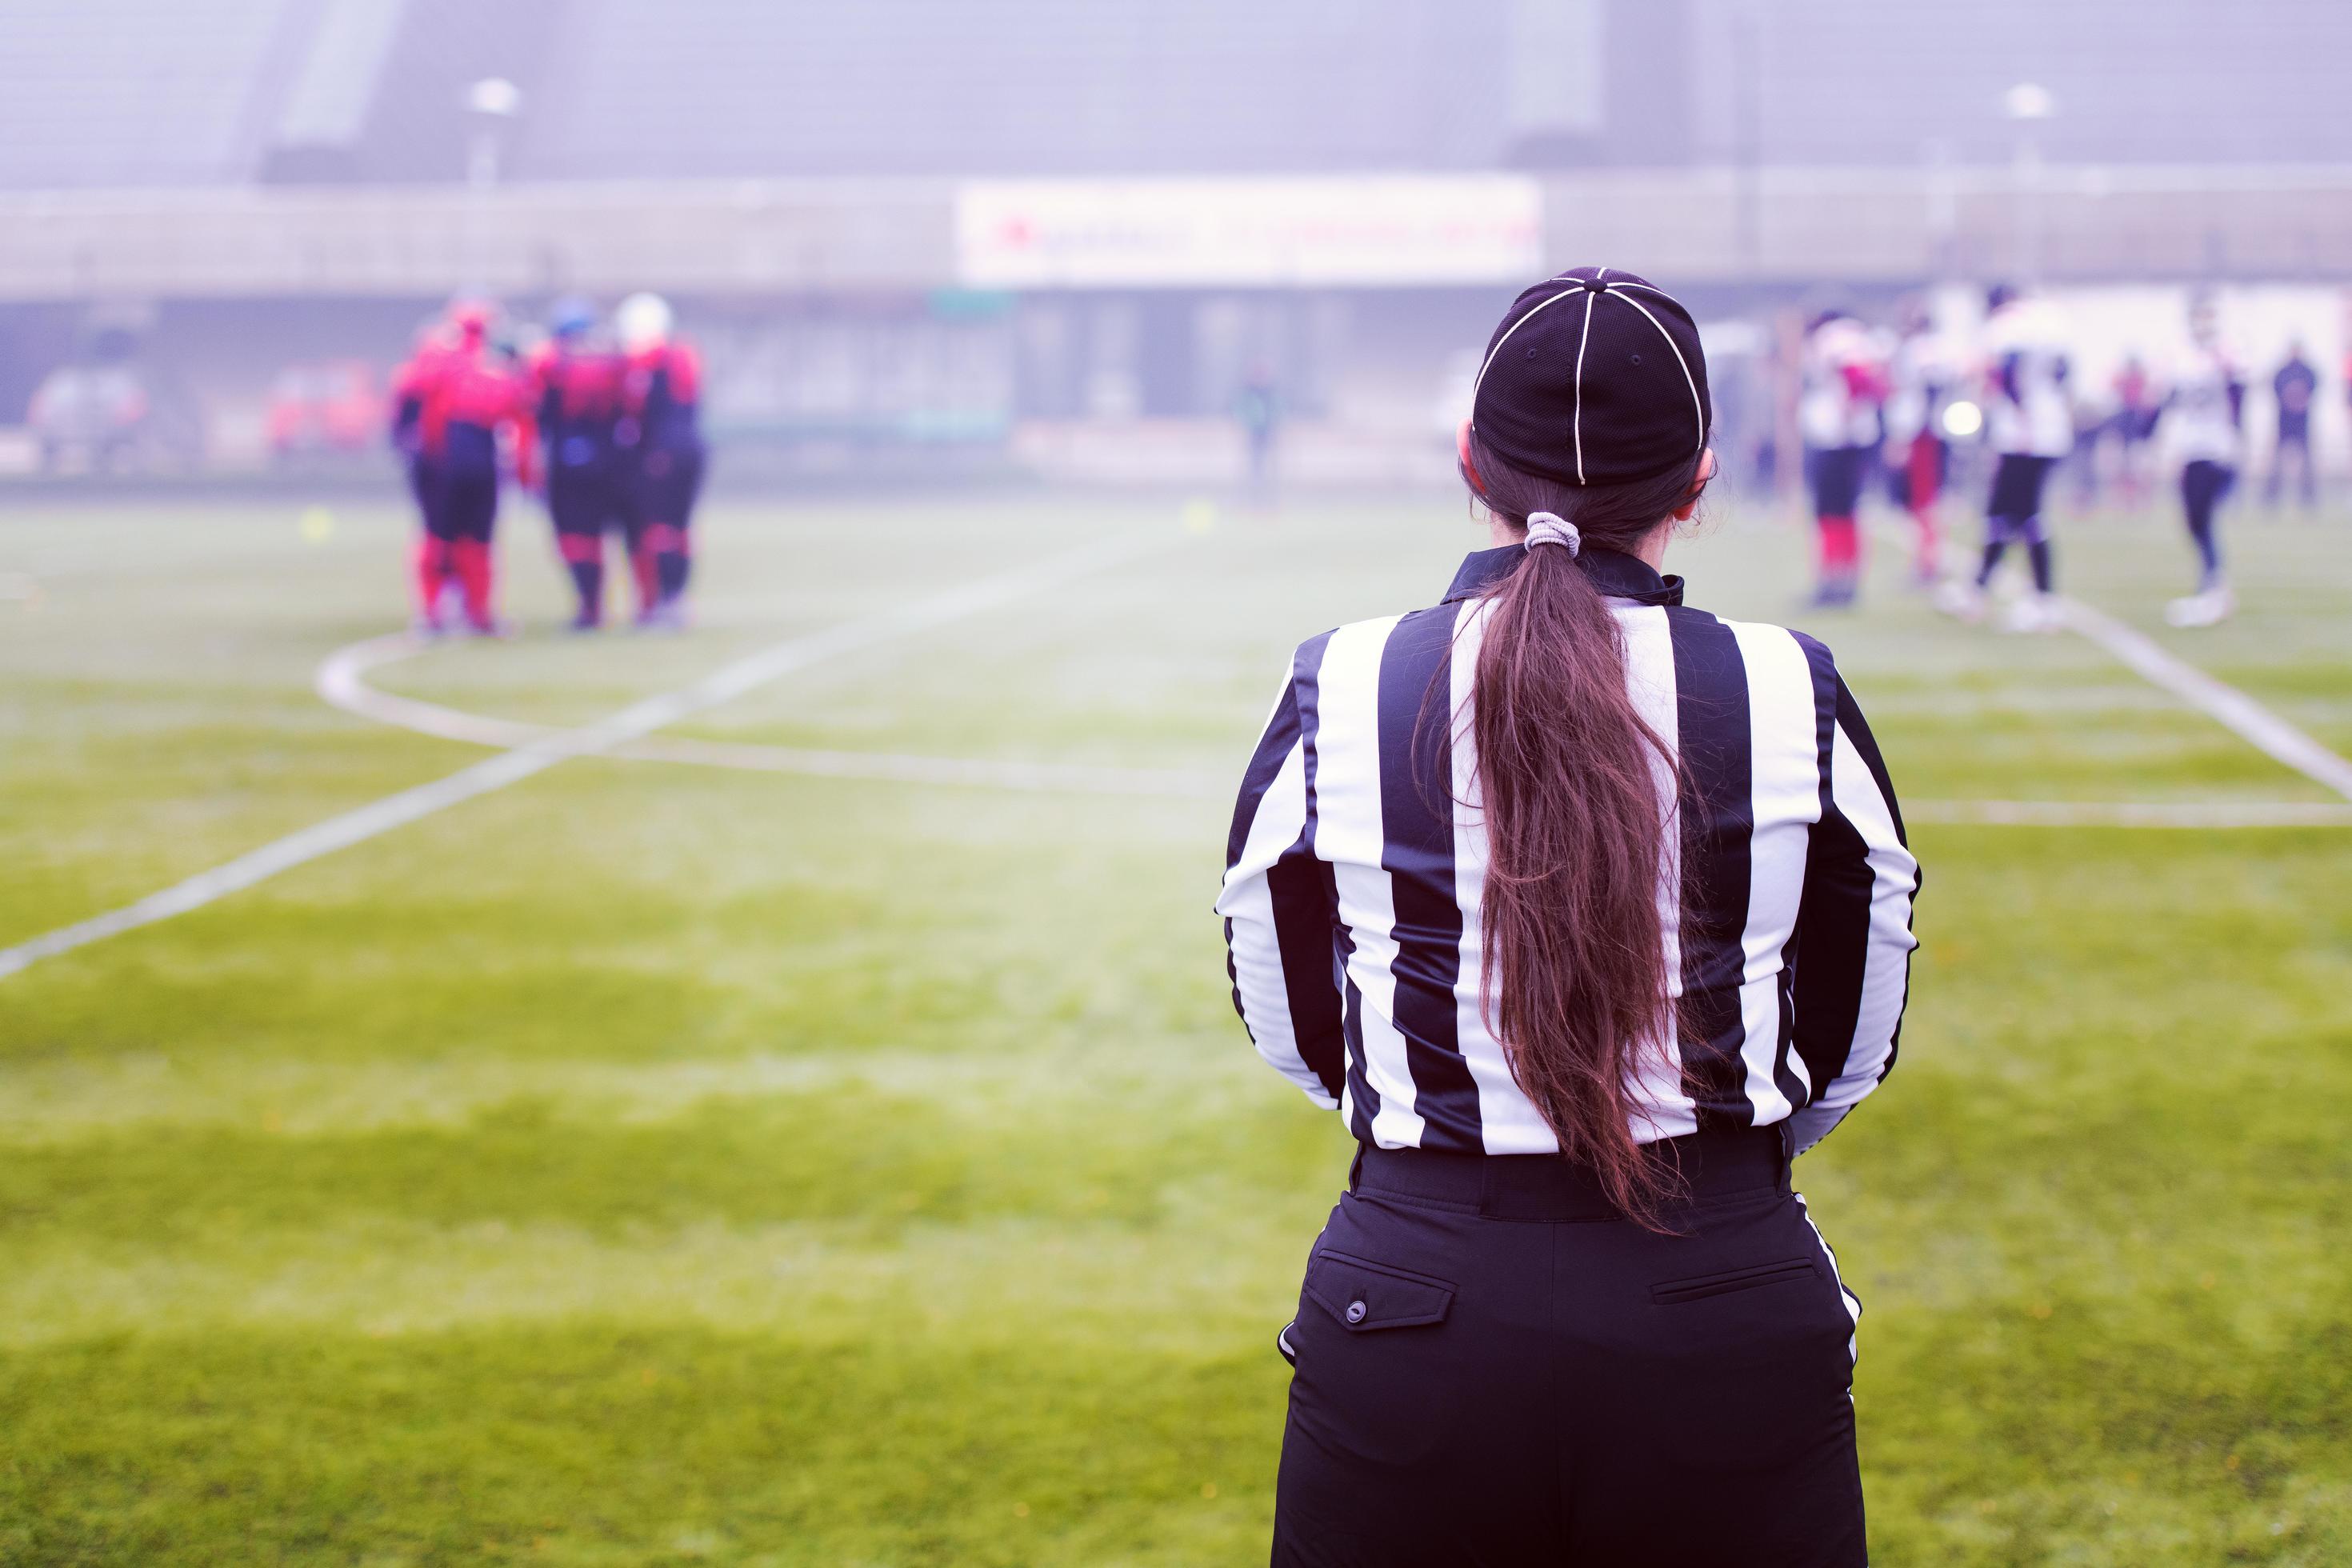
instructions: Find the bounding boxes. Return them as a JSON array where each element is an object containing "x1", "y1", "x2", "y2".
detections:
[
  {"x1": 9, "y1": 0, "x2": 2352, "y2": 194},
  {"x1": 480, "y1": 0, "x2": 2352, "y2": 180},
  {"x1": 3, "y1": 0, "x2": 2350, "y2": 473},
  {"x1": 258, "y1": 0, "x2": 426, "y2": 183},
  {"x1": 0, "y1": 0, "x2": 310, "y2": 189},
  {"x1": 520, "y1": 0, "x2": 1508, "y2": 178},
  {"x1": 1682, "y1": 0, "x2": 2352, "y2": 169},
  {"x1": 298, "y1": 0, "x2": 560, "y2": 184}
]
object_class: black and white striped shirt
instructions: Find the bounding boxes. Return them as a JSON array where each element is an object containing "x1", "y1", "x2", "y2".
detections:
[{"x1": 1217, "y1": 545, "x2": 1920, "y2": 1156}]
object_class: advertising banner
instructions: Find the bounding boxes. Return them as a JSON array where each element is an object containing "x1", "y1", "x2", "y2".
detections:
[{"x1": 956, "y1": 175, "x2": 1544, "y2": 289}]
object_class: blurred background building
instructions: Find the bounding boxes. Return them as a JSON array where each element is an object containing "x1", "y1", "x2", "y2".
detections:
[{"x1": 2, "y1": 0, "x2": 2348, "y2": 483}]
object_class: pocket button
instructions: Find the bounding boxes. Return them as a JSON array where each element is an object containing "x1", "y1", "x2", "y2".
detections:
[{"x1": 1345, "y1": 1299, "x2": 1367, "y2": 1325}]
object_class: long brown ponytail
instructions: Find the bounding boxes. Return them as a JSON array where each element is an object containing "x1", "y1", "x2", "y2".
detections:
[{"x1": 1460, "y1": 426, "x2": 1708, "y2": 1224}]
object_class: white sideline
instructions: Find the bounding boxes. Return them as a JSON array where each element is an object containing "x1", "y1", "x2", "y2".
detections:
[
  {"x1": 2054, "y1": 596, "x2": 2352, "y2": 803},
  {"x1": 1866, "y1": 515, "x2": 2352, "y2": 804},
  {"x1": 0, "y1": 532, "x2": 1173, "y2": 980}
]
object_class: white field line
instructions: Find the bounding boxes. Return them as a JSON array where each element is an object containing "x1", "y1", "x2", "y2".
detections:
[
  {"x1": 316, "y1": 637, "x2": 1222, "y2": 798},
  {"x1": 323, "y1": 610, "x2": 2352, "y2": 829},
  {"x1": 1866, "y1": 514, "x2": 2352, "y2": 804},
  {"x1": 2054, "y1": 596, "x2": 2352, "y2": 802},
  {"x1": 0, "y1": 532, "x2": 1174, "y2": 980},
  {"x1": 1902, "y1": 798, "x2": 2352, "y2": 829},
  {"x1": 626, "y1": 737, "x2": 1221, "y2": 798}
]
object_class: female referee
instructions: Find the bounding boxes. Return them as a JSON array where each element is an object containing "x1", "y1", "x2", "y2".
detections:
[{"x1": 1217, "y1": 268, "x2": 1921, "y2": 1566}]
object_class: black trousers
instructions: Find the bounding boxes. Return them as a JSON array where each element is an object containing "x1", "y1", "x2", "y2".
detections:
[
  {"x1": 1272, "y1": 1128, "x2": 1866, "y2": 1567},
  {"x1": 2180, "y1": 458, "x2": 2234, "y2": 583},
  {"x1": 430, "y1": 427, "x2": 500, "y2": 545},
  {"x1": 547, "y1": 459, "x2": 630, "y2": 540},
  {"x1": 403, "y1": 454, "x2": 439, "y2": 528},
  {"x1": 1806, "y1": 444, "x2": 1870, "y2": 518},
  {"x1": 1985, "y1": 453, "x2": 2058, "y2": 543},
  {"x1": 430, "y1": 466, "x2": 498, "y2": 544},
  {"x1": 636, "y1": 441, "x2": 706, "y2": 526}
]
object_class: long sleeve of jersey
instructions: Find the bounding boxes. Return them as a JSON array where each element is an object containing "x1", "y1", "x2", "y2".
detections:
[
  {"x1": 1214, "y1": 665, "x2": 1346, "y2": 1109},
  {"x1": 1785, "y1": 674, "x2": 1921, "y2": 1156}
]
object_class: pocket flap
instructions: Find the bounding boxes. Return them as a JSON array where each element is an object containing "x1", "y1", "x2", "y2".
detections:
[{"x1": 1304, "y1": 1248, "x2": 1454, "y2": 1332}]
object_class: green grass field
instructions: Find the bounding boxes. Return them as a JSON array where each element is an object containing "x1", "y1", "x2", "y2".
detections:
[{"x1": 3, "y1": 486, "x2": 2350, "y2": 1566}]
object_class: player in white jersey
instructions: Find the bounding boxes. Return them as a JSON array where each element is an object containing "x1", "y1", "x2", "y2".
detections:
[
  {"x1": 2155, "y1": 298, "x2": 2246, "y2": 627},
  {"x1": 1798, "y1": 310, "x2": 1887, "y2": 606},
  {"x1": 1882, "y1": 301, "x2": 1961, "y2": 583},
  {"x1": 1936, "y1": 284, "x2": 2073, "y2": 631}
]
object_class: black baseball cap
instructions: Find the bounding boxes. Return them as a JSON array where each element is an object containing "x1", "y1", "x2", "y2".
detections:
[{"x1": 1469, "y1": 266, "x2": 1712, "y2": 488}]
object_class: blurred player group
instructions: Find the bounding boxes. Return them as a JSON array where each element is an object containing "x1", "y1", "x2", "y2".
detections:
[
  {"x1": 1798, "y1": 284, "x2": 2325, "y2": 631},
  {"x1": 389, "y1": 292, "x2": 706, "y2": 636}
]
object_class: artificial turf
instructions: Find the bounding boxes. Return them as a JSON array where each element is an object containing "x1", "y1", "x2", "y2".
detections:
[{"x1": 2, "y1": 490, "x2": 2349, "y2": 1564}]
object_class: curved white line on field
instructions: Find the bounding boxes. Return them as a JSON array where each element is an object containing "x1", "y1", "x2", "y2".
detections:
[
  {"x1": 0, "y1": 532, "x2": 1180, "y2": 980},
  {"x1": 318, "y1": 634, "x2": 1223, "y2": 799},
  {"x1": 316, "y1": 634, "x2": 542, "y2": 747},
  {"x1": 319, "y1": 634, "x2": 2350, "y2": 829}
]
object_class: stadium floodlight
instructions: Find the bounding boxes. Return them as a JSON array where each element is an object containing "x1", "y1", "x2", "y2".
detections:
[
  {"x1": 2002, "y1": 82, "x2": 2056, "y2": 122},
  {"x1": 1941, "y1": 400, "x2": 1984, "y2": 439},
  {"x1": 465, "y1": 78, "x2": 522, "y2": 192},
  {"x1": 467, "y1": 77, "x2": 522, "y2": 118},
  {"x1": 2001, "y1": 84, "x2": 2056, "y2": 282}
]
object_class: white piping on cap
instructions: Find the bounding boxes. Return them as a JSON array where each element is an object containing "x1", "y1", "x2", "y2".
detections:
[
  {"x1": 1571, "y1": 289, "x2": 1598, "y2": 484},
  {"x1": 1471, "y1": 270, "x2": 1706, "y2": 474},
  {"x1": 1602, "y1": 285, "x2": 1707, "y2": 454},
  {"x1": 1469, "y1": 284, "x2": 1582, "y2": 417}
]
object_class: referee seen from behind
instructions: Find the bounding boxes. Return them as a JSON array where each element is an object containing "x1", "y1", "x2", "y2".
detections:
[{"x1": 1218, "y1": 268, "x2": 1920, "y2": 1566}]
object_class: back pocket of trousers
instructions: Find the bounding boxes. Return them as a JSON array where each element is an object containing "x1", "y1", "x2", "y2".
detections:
[
  {"x1": 1303, "y1": 1250, "x2": 1455, "y2": 1333},
  {"x1": 1288, "y1": 1248, "x2": 1462, "y2": 1468},
  {"x1": 1652, "y1": 1257, "x2": 1817, "y2": 1306}
]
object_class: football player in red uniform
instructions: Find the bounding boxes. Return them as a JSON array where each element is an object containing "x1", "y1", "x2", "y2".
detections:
[
  {"x1": 388, "y1": 318, "x2": 456, "y2": 628},
  {"x1": 1797, "y1": 310, "x2": 1889, "y2": 607},
  {"x1": 1883, "y1": 301, "x2": 1960, "y2": 584},
  {"x1": 530, "y1": 298, "x2": 631, "y2": 630},
  {"x1": 402, "y1": 302, "x2": 537, "y2": 634},
  {"x1": 616, "y1": 293, "x2": 707, "y2": 629}
]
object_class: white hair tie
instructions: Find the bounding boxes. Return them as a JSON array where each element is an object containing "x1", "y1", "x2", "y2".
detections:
[{"x1": 1524, "y1": 511, "x2": 1581, "y2": 557}]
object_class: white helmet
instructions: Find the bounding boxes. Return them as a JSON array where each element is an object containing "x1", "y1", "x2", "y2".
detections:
[{"x1": 615, "y1": 292, "x2": 674, "y2": 351}]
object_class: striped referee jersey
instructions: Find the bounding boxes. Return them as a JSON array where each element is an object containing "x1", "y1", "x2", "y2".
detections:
[{"x1": 1216, "y1": 544, "x2": 1920, "y2": 1156}]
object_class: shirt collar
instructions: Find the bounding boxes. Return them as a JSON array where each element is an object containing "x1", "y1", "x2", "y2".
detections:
[{"x1": 1440, "y1": 543, "x2": 1685, "y2": 606}]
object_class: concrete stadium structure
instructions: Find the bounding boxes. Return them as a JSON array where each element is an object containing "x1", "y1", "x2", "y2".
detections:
[
  {"x1": 3, "y1": 0, "x2": 2347, "y2": 477},
  {"x1": 5, "y1": 166, "x2": 2350, "y2": 303}
]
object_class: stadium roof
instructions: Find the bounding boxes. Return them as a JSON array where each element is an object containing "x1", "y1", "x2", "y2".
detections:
[
  {"x1": 0, "y1": 0, "x2": 302, "y2": 188},
  {"x1": 2, "y1": 0, "x2": 2349, "y2": 190}
]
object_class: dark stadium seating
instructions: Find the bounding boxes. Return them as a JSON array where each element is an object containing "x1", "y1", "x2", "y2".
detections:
[
  {"x1": 9, "y1": 0, "x2": 2352, "y2": 193},
  {"x1": 519, "y1": 0, "x2": 1504, "y2": 178},
  {"x1": 0, "y1": 0, "x2": 299, "y2": 188}
]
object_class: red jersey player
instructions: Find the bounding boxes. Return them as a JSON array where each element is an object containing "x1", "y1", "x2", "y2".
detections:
[
  {"x1": 1883, "y1": 301, "x2": 1961, "y2": 583},
  {"x1": 1798, "y1": 309, "x2": 1890, "y2": 606},
  {"x1": 388, "y1": 318, "x2": 456, "y2": 615},
  {"x1": 528, "y1": 299, "x2": 630, "y2": 630},
  {"x1": 615, "y1": 293, "x2": 707, "y2": 629},
  {"x1": 401, "y1": 302, "x2": 536, "y2": 634}
]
